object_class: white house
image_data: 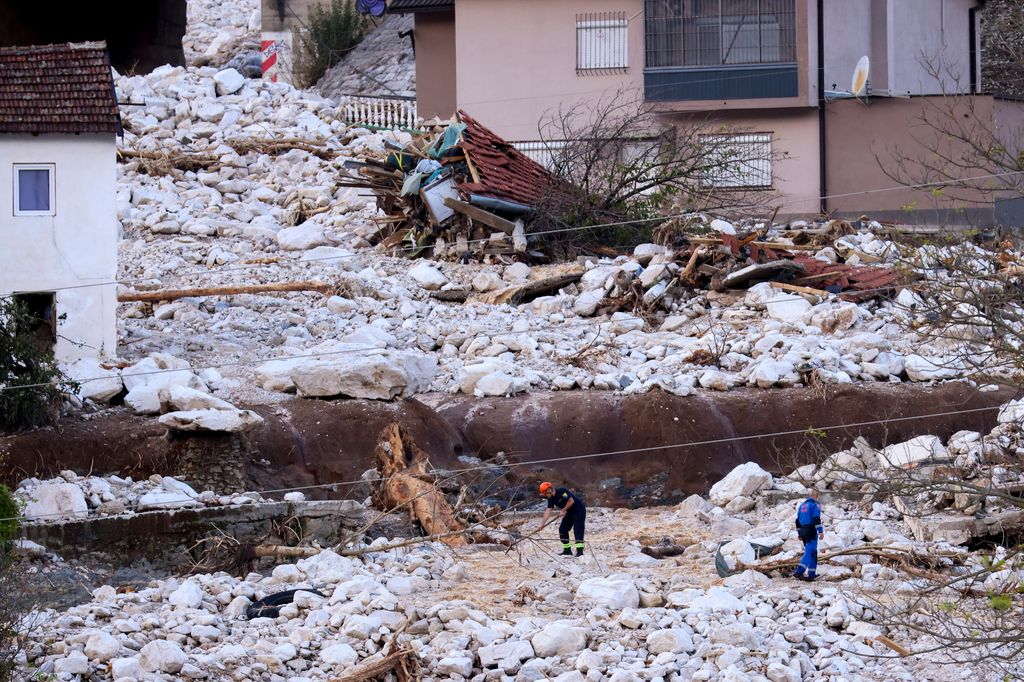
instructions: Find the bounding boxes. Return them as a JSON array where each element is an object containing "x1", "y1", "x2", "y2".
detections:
[{"x1": 0, "y1": 42, "x2": 121, "y2": 361}]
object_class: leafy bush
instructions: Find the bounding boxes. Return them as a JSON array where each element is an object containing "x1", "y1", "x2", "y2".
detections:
[
  {"x1": 0, "y1": 486, "x2": 15, "y2": 550},
  {"x1": 0, "y1": 298, "x2": 75, "y2": 430},
  {"x1": 0, "y1": 482, "x2": 22, "y2": 682},
  {"x1": 294, "y1": 0, "x2": 368, "y2": 87}
]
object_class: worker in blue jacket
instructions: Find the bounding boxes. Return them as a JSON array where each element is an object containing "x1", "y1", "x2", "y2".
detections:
[
  {"x1": 793, "y1": 492, "x2": 824, "y2": 581},
  {"x1": 538, "y1": 482, "x2": 586, "y2": 556}
]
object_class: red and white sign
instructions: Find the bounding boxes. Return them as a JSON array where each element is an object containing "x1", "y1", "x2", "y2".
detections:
[{"x1": 260, "y1": 32, "x2": 292, "y2": 84}]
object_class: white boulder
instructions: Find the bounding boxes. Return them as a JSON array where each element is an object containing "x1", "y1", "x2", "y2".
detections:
[
  {"x1": 646, "y1": 628, "x2": 694, "y2": 655},
  {"x1": 575, "y1": 577, "x2": 639, "y2": 610},
  {"x1": 408, "y1": 262, "x2": 449, "y2": 290},
  {"x1": 904, "y1": 354, "x2": 961, "y2": 382},
  {"x1": 85, "y1": 632, "x2": 121, "y2": 662},
  {"x1": 531, "y1": 623, "x2": 588, "y2": 657},
  {"x1": 159, "y1": 408, "x2": 265, "y2": 433},
  {"x1": 321, "y1": 643, "x2": 359, "y2": 668},
  {"x1": 708, "y1": 462, "x2": 773, "y2": 506},
  {"x1": 213, "y1": 68, "x2": 246, "y2": 95},
  {"x1": 63, "y1": 357, "x2": 123, "y2": 403},
  {"x1": 277, "y1": 222, "x2": 328, "y2": 251},
  {"x1": 718, "y1": 539, "x2": 756, "y2": 572},
  {"x1": 878, "y1": 435, "x2": 946, "y2": 469},
  {"x1": 139, "y1": 640, "x2": 187, "y2": 673},
  {"x1": 23, "y1": 482, "x2": 88, "y2": 520},
  {"x1": 168, "y1": 580, "x2": 204, "y2": 609}
]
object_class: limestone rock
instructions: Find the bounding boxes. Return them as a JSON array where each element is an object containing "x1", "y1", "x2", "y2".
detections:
[
  {"x1": 646, "y1": 628, "x2": 694, "y2": 654},
  {"x1": 878, "y1": 435, "x2": 945, "y2": 469},
  {"x1": 708, "y1": 462, "x2": 772, "y2": 506},
  {"x1": 63, "y1": 358, "x2": 123, "y2": 403},
  {"x1": 85, "y1": 632, "x2": 121, "y2": 662},
  {"x1": 575, "y1": 577, "x2": 639, "y2": 610},
  {"x1": 23, "y1": 482, "x2": 88, "y2": 520},
  {"x1": 531, "y1": 623, "x2": 588, "y2": 657},
  {"x1": 408, "y1": 262, "x2": 448, "y2": 290},
  {"x1": 159, "y1": 408, "x2": 265, "y2": 433},
  {"x1": 139, "y1": 640, "x2": 187, "y2": 673},
  {"x1": 277, "y1": 222, "x2": 328, "y2": 251},
  {"x1": 213, "y1": 67, "x2": 246, "y2": 95}
]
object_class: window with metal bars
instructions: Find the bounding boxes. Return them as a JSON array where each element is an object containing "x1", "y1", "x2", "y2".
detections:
[
  {"x1": 698, "y1": 132, "x2": 773, "y2": 189},
  {"x1": 576, "y1": 12, "x2": 629, "y2": 74},
  {"x1": 645, "y1": 0, "x2": 796, "y2": 68}
]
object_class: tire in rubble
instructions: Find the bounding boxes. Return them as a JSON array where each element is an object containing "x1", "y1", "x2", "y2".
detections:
[{"x1": 246, "y1": 588, "x2": 327, "y2": 619}]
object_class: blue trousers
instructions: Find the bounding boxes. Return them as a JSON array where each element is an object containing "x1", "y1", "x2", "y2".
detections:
[{"x1": 795, "y1": 536, "x2": 818, "y2": 578}]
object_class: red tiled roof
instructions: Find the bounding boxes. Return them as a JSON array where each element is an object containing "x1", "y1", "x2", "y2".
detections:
[
  {"x1": 0, "y1": 42, "x2": 121, "y2": 134},
  {"x1": 793, "y1": 257, "x2": 904, "y2": 301},
  {"x1": 456, "y1": 110, "x2": 556, "y2": 207}
]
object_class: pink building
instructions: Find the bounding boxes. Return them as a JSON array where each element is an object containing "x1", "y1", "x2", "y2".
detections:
[{"x1": 391, "y1": 0, "x2": 1024, "y2": 226}]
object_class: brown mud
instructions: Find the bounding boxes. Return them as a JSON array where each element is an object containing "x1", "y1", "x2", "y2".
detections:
[{"x1": 2, "y1": 382, "x2": 1013, "y2": 506}]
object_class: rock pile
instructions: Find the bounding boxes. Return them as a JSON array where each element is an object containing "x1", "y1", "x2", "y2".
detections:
[
  {"x1": 96, "y1": 0, "x2": 1021, "y2": 412},
  {"x1": 315, "y1": 13, "x2": 416, "y2": 100},
  {"x1": 15, "y1": 471, "x2": 272, "y2": 521}
]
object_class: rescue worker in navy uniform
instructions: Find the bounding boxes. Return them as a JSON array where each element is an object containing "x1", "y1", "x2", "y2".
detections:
[
  {"x1": 793, "y1": 490, "x2": 824, "y2": 581},
  {"x1": 538, "y1": 482, "x2": 586, "y2": 557}
]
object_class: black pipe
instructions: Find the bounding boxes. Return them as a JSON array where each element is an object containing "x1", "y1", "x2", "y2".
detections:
[
  {"x1": 969, "y1": 6, "x2": 978, "y2": 93},
  {"x1": 817, "y1": 0, "x2": 827, "y2": 215}
]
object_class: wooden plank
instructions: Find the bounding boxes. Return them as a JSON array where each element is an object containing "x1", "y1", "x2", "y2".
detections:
[
  {"x1": 873, "y1": 635, "x2": 910, "y2": 657},
  {"x1": 442, "y1": 197, "x2": 517, "y2": 235},
  {"x1": 688, "y1": 237, "x2": 820, "y2": 251},
  {"x1": 770, "y1": 282, "x2": 831, "y2": 297},
  {"x1": 464, "y1": 150, "x2": 482, "y2": 184},
  {"x1": 118, "y1": 282, "x2": 333, "y2": 303}
]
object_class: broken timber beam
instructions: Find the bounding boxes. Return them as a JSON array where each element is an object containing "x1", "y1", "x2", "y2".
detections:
[
  {"x1": 118, "y1": 282, "x2": 334, "y2": 303},
  {"x1": 373, "y1": 424, "x2": 467, "y2": 547},
  {"x1": 443, "y1": 197, "x2": 517, "y2": 235},
  {"x1": 770, "y1": 282, "x2": 830, "y2": 297},
  {"x1": 688, "y1": 237, "x2": 820, "y2": 251}
]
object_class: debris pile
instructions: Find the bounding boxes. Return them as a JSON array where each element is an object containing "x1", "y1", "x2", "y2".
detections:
[
  {"x1": 338, "y1": 110, "x2": 556, "y2": 261},
  {"x1": 15, "y1": 471, "x2": 274, "y2": 521}
]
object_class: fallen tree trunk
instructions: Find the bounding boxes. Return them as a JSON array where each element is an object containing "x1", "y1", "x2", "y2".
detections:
[
  {"x1": 373, "y1": 424, "x2": 467, "y2": 547},
  {"x1": 118, "y1": 282, "x2": 334, "y2": 303}
]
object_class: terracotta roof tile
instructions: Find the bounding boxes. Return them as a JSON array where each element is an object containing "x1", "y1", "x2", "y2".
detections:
[
  {"x1": 456, "y1": 110, "x2": 555, "y2": 207},
  {"x1": 0, "y1": 42, "x2": 121, "y2": 134}
]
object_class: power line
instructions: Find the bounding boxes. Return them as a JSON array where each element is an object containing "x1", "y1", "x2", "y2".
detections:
[{"x1": 5, "y1": 402, "x2": 1008, "y2": 526}]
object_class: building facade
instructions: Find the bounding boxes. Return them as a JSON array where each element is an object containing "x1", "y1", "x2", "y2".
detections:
[
  {"x1": 0, "y1": 42, "x2": 121, "y2": 361},
  {"x1": 394, "y1": 0, "x2": 1023, "y2": 224}
]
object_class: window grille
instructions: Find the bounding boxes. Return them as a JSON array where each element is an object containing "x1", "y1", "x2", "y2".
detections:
[
  {"x1": 577, "y1": 12, "x2": 629, "y2": 74},
  {"x1": 645, "y1": 0, "x2": 796, "y2": 69},
  {"x1": 698, "y1": 133, "x2": 772, "y2": 189}
]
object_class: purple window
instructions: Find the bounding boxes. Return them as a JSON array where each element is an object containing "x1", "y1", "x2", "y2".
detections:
[{"x1": 16, "y1": 167, "x2": 52, "y2": 213}]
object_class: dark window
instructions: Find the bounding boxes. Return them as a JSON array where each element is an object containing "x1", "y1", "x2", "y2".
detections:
[
  {"x1": 12, "y1": 292, "x2": 56, "y2": 351},
  {"x1": 645, "y1": 0, "x2": 796, "y2": 68}
]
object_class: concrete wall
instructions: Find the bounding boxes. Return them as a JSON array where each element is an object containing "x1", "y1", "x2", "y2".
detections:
[
  {"x1": 454, "y1": 0, "x2": 644, "y2": 141},
  {"x1": 825, "y1": 96, "x2": 996, "y2": 219},
  {"x1": 262, "y1": 0, "x2": 322, "y2": 32},
  {"x1": 824, "y1": 0, "x2": 872, "y2": 94},
  {"x1": 415, "y1": 11, "x2": 458, "y2": 120},
  {"x1": 890, "y1": 0, "x2": 977, "y2": 95},
  {"x1": 0, "y1": 135, "x2": 118, "y2": 361}
]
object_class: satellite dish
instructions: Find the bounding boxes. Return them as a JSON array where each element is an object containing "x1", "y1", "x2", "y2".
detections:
[{"x1": 851, "y1": 56, "x2": 870, "y2": 97}]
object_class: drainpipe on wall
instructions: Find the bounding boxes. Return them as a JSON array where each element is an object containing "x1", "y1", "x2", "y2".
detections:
[{"x1": 817, "y1": 0, "x2": 827, "y2": 215}]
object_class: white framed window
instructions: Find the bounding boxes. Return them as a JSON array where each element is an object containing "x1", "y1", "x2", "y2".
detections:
[
  {"x1": 13, "y1": 163, "x2": 56, "y2": 216},
  {"x1": 576, "y1": 12, "x2": 628, "y2": 74},
  {"x1": 699, "y1": 133, "x2": 773, "y2": 189}
]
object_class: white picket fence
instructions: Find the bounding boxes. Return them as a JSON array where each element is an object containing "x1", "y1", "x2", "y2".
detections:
[{"x1": 340, "y1": 95, "x2": 419, "y2": 130}]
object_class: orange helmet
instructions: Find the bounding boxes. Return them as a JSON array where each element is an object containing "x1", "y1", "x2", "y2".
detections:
[{"x1": 539, "y1": 482, "x2": 553, "y2": 495}]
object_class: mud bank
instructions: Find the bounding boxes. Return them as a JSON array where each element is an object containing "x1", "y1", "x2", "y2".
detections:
[{"x1": 3, "y1": 382, "x2": 1012, "y2": 506}]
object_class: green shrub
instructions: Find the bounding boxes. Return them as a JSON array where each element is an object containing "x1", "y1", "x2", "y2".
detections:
[
  {"x1": 0, "y1": 485, "x2": 15, "y2": 551},
  {"x1": 294, "y1": 0, "x2": 368, "y2": 87},
  {"x1": 0, "y1": 298, "x2": 75, "y2": 430}
]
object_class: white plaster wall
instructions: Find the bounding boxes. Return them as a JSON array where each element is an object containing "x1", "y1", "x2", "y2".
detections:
[
  {"x1": 0, "y1": 134, "x2": 118, "y2": 361},
  {"x1": 890, "y1": 0, "x2": 977, "y2": 95}
]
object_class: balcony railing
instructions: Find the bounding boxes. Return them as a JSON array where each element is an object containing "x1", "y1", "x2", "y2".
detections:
[{"x1": 339, "y1": 94, "x2": 420, "y2": 130}]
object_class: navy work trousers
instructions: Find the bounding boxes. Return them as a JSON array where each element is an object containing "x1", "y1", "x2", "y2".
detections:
[{"x1": 558, "y1": 507, "x2": 586, "y2": 549}]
